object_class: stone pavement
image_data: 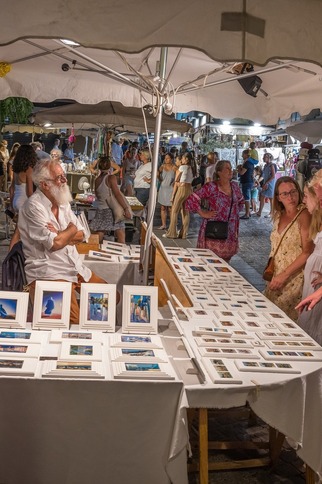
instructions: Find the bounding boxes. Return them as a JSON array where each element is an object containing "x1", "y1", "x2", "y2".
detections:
[{"x1": 0, "y1": 205, "x2": 307, "y2": 484}]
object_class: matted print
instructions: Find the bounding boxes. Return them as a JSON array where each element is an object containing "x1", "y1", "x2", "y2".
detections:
[
  {"x1": 49, "y1": 329, "x2": 105, "y2": 343},
  {"x1": 0, "y1": 357, "x2": 38, "y2": 376},
  {"x1": 255, "y1": 330, "x2": 311, "y2": 341},
  {"x1": 259, "y1": 348, "x2": 322, "y2": 362},
  {"x1": 109, "y1": 333, "x2": 163, "y2": 349},
  {"x1": 32, "y1": 281, "x2": 71, "y2": 330},
  {"x1": 109, "y1": 347, "x2": 168, "y2": 363},
  {"x1": 111, "y1": 361, "x2": 176, "y2": 380},
  {"x1": 265, "y1": 340, "x2": 322, "y2": 351},
  {"x1": 79, "y1": 283, "x2": 116, "y2": 332},
  {"x1": 88, "y1": 250, "x2": 118, "y2": 262},
  {"x1": 0, "y1": 291, "x2": 29, "y2": 329},
  {"x1": 60, "y1": 340, "x2": 102, "y2": 361},
  {"x1": 0, "y1": 329, "x2": 46, "y2": 343},
  {"x1": 42, "y1": 359, "x2": 105, "y2": 379},
  {"x1": 201, "y1": 358, "x2": 243, "y2": 384},
  {"x1": 234, "y1": 360, "x2": 301, "y2": 374},
  {"x1": 0, "y1": 342, "x2": 40, "y2": 358},
  {"x1": 122, "y1": 285, "x2": 158, "y2": 334}
]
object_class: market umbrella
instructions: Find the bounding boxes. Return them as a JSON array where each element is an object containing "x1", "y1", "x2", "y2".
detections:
[{"x1": 33, "y1": 101, "x2": 191, "y2": 134}]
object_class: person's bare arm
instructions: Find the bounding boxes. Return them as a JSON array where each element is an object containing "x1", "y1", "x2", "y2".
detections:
[
  {"x1": 109, "y1": 175, "x2": 132, "y2": 219},
  {"x1": 51, "y1": 222, "x2": 80, "y2": 251}
]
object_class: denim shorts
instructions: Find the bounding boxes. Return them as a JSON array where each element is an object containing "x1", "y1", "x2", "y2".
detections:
[{"x1": 241, "y1": 182, "x2": 253, "y2": 202}]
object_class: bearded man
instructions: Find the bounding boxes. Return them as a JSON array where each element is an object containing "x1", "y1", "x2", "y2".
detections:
[{"x1": 18, "y1": 158, "x2": 108, "y2": 324}]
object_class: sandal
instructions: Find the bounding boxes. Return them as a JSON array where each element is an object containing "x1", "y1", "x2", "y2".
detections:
[{"x1": 157, "y1": 225, "x2": 166, "y2": 230}]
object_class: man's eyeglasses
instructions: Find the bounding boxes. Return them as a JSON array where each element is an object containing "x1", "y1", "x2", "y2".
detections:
[
  {"x1": 278, "y1": 189, "x2": 298, "y2": 199},
  {"x1": 46, "y1": 174, "x2": 67, "y2": 183}
]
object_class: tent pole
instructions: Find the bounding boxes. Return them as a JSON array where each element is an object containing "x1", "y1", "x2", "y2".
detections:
[{"x1": 142, "y1": 47, "x2": 168, "y2": 285}]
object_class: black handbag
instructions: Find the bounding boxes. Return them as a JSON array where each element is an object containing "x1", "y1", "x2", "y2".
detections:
[{"x1": 205, "y1": 194, "x2": 233, "y2": 240}]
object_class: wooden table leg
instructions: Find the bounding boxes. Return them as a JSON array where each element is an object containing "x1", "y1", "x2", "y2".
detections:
[
  {"x1": 269, "y1": 426, "x2": 285, "y2": 465},
  {"x1": 306, "y1": 464, "x2": 316, "y2": 484},
  {"x1": 199, "y1": 408, "x2": 209, "y2": 484}
]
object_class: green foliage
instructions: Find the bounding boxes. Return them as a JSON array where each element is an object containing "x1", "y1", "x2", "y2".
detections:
[{"x1": 0, "y1": 97, "x2": 34, "y2": 126}]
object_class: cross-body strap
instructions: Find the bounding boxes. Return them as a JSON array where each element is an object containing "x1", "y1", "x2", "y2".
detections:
[{"x1": 272, "y1": 206, "x2": 305, "y2": 257}]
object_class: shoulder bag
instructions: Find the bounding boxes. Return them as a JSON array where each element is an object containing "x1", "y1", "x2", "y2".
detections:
[
  {"x1": 263, "y1": 207, "x2": 304, "y2": 281},
  {"x1": 204, "y1": 191, "x2": 234, "y2": 240},
  {"x1": 105, "y1": 175, "x2": 133, "y2": 223}
]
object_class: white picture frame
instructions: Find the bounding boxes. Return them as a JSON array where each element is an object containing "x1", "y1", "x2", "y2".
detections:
[
  {"x1": 259, "y1": 348, "x2": 322, "y2": 362},
  {"x1": 109, "y1": 333, "x2": 163, "y2": 349},
  {"x1": 0, "y1": 291, "x2": 29, "y2": 329},
  {"x1": 199, "y1": 346, "x2": 259, "y2": 359},
  {"x1": 109, "y1": 347, "x2": 168, "y2": 363},
  {"x1": 0, "y1": 329, "x2": 46, "y2": 343},
  {"x1": 88, "y1": 250, "x2": 118, "y2": 262},
  {"x1": 275, "y1": 320, "x2": 300, "y2": 331},
  {"x1": 122, "y1": 285, "x2": 158, "y2": 334},
  {"x1": 193, "y1": 326, "x2": 232, "y2": 337},
  {"x1": 234, "y1": 360, "x2": 301, "y2": 374},
  {"x1": 171, "y1": 256, "x2": 204, "y2": 265},
  {"x1": 50, "y1": 329, "x2": 105, "y2": 343},
  {"x1": 196, "y1": 337, "x2": 253, "y2": 349},
  {"x1": 111, "y1": 361, "x2": 176, "y2": 380},
  {"x1": 0, "y1": 357, "x2": 38, "y2": 376},
  {"x1": 188, "y1": 248, "x2": 216, "y2": 257},
  {"x1": 255, "y1": 330, "x2": 310, "y2": 340},
  {"x1": 185, "y1": 264, "x2": 213, "y2": 274},
  {"x1": 201, "y1": 357, "x2": 243, "y2": 384},
  {"x1": 32, "y1": 281, "x2": 71, "y2": 330},
  {"x1": 79, "y1": 283, "x2": 116, "y2": 332},
  {"x1": 42, "y1": 359, "x2": 105, "y2": 379},
  {"x1": 265, "y1": 340, "x2": 322, "y2": 351},
  {"x1": 60, "y1": 340, "x2": 102, "y2": 361},
  {"x1": 0, "y1": 342, "x2": 41, "y2": 358}
]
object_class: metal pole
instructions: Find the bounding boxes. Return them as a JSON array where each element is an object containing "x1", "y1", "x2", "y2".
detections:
[{"x1": 142, "y1": 47, "x2": 168, "y2": 285}]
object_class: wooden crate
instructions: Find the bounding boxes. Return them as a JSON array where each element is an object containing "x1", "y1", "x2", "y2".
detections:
[{"x1": 76, "y1": 234, "x2": 100, "y2": 254}]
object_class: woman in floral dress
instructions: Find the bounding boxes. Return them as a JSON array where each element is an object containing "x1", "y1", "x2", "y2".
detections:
[{"x1": 185, "y1": 160, "x2": 244, "y2": 262}]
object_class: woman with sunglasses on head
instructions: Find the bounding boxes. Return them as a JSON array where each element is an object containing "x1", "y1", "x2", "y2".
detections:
[{"x1": 264, "y1": 176, "x2": 313, "y2": 321}]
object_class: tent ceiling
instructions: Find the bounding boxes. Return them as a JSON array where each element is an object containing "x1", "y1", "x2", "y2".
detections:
[
  {"x1": 1, "y1": 1, "x2": 322, "y2": 67},
  {"x1": 1, "y1": 38, "x2": 322, "y2": 125}
]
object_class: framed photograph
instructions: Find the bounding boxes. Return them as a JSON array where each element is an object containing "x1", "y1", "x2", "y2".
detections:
[
  {"x1": 122, "y1": 285, "x2": 158, "y2": 334},
  {"x1": 188, "y1": 248, "x2": 216, "y2": 257},
  {"x1": 234, "y1": 360, "x2": 301, "y2": 374},
  {"x1": 193, "y1": 326, "x2": 232, "y2": 337},
  {"x1": 172, "y1": 256, "x2": 204, "y2": 265},
  {"x1": 88, "y1": 250, "x2": 118, "y2": 262},
  {"x1": 215, "y1": 319, "x2": 243, "y2": 330},
  {"x1": 60, "y1": 340, "x2": 102, "y2": 361},
  {"x1": 259, "y1": 348, "x2": 322, "y2": 362},
  {"x1": 32, "y1": 281, "x2": 71, "y2": 330},
  {"x1": 197, "y1": 337, "x2": 253, "y2": 349},
  {"x1": 0, "y1": 329, "x2": 46, "y2": 343},
  {"x1": 201, "y1": 358, "x2": 243, "y2": 384},
  {"x1": 256, "y1": 330, "x2": 309, "y2": 340},
  {"x1": 0, "y1": 357, "x2": 38, "y2": 376},
  {"x1": 265, "y1": 340, "x2": 322, "y2": 351},
  {"x1": 119, "y1": 255, "x2": 140, "y2": 262},
  {"x1": 109, "y1": 347, "x2": 168, "y2": 363},
  {"x1": 185, "y1": 264, "x2": 213, "y2": 274},
  {"x1": 49, "y1": 329, "x2": 105, "y2": 343},
  {"x1": 210, "y1": 265, "x2": 235, "y2": 275},
  {"x1": 275, "y1": 321, "x2": 300, "y2": 331},
  {"x1": 109, "y1": 333, "x2": 163, "y2": 349},
  {"x1": 0, "y1": 342, "x2": 41, "y2": 358},
  {"x1": 42, "y1": 359, "x2": 105, "y2": 379},
  {"x1": 200, "y1": 347, "x2": 259, "y2": 359},
  {"x1": 111, "y1": 361, "x2": 176, "y2": 380},
  {"x1": 79, "y1": 283, "x2": 116, "y2": 332},
  {"x1": 99, "y1": 245, "x2": 129, "y2": 256},
  {"x1": 0, "y1": 291, "x2": 29, "y2": 329}
]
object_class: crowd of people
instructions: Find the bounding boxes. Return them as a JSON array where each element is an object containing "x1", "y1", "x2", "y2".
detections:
[{"x1": 3, "y1": 133, "x2": 322, "y2": 347}]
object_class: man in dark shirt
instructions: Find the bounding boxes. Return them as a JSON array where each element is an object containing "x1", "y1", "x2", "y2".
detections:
[{"x1": 238, "y1": 149, "x2": 254, "y2": 219}]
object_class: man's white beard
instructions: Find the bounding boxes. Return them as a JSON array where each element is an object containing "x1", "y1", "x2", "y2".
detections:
[{"x1": 50, "y1": 183, "x2": 73, "y2": 205}]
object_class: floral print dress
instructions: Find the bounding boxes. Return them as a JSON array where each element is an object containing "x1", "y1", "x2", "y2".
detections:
[{"x1": 185, "y1": 181, "x2": 244, "y2": 260}]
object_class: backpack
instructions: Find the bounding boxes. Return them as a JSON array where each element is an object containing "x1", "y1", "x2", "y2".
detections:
[{"x1": 2, "y1": 241, "x2": 28, "y2": 291}]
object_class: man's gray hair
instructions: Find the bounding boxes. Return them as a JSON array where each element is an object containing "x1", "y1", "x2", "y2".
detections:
[{"x1": 32, "y1": 159, "x2": 60, "y2": 187}]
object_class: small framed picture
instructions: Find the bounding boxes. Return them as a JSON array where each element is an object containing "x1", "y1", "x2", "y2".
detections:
[
  {"x1": 265, "y1": 340, "x2": 321, "y2": 351},
  {"x1": 42, "y1": 360, "x2": 105, "y2": 379},
  {"x1": 87, "y1": 250, "x2": 118, "y2": 262},
  {"x1": 79, "y1": 283, "x2": 116, "y2": 332},
  {"x1": 188, "y1": 248, "x2": 216, "y2": 257},
  {"x1": 32, "y1": 281, "x2": 71, "y2": 330},
  {"x1": 0, "y1": 329, "x2": 46, "y2": 343},
  {"x1": 109, "y1": 347, "x2": 168, "y2": 363},
  {"x1": 60, "y1": 341, "x2": 102, "y2": 361},
  {"x1": 171, "y1": 256, "x2": 204, "y2": 265},
  {"x1": 122, "y1": 285, "x2": 158, "y2": 334},
  {"x1": 0, "y1": 342, "x2": 41, "y2": 358},
  {"x1": 201, "y1": 358, "x2": 243, "y2": 384},
  {"x1": 259, "y1": 348, "x2": 322, "y2": 362},
  {"x1": 111, "y1": 361, "x2": 176, "y2": 380},
  {"x1": 185, "y1": 264, "x2": 213, "y2": 274},
  {"x1": 193, "y1": 326, "x2": 231, "y2": 337},
  {"x1": 49, "y1": 329, "x2": 105, "y2": 343},
  {"x1": 234, "y1": 360, "x2": 301, "y2": 374},
  {"x1": 109, "y1": 333, "x2": 163, "y2": 349},
  {"x1": 0, "y1": 291, "x2": 29, "y2": 329},
  {"x1": 256, "y1": 330, "x2": 309, "y2": 340},
  {"x1": 275, "y1": 321, "x2": 299, "y2": 331},
  {"x1": 0, "y1": 357, "x2": 38, "y2": 376}
]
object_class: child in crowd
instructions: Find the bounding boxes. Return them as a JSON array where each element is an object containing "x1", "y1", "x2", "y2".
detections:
[
  {"x1": 251, "y1": 166, "x2": 263, "y2": 212},
  {"x1": 249, "y1": 141, "x2": 259, "y2": 165}
]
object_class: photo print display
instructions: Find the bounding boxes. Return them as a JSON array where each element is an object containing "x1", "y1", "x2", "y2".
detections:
[
  {"x1": 60, "y1": 340, "x2": 102, "y2": 361},
  {"x1": 110, "y1": 333, "x2": 163, "y2": 349},
  {"x1": 79, "y1": 283, "x2": 116, "y2": 332},
  {"x1": 32, "y1": 281, "x2": 71, "y2": 330},
  {"x1": 201, "y1": 358, "x2": 243, "y2": 384},
  {"x1": 87, "y1": 250, "x2": 118, "y2": 262},
  {"x1": 0, "y1": 357, "x2": 38, "y2": 376},
  {"x1": 122, "y1": 285, "x2": 158, "y2": 334},
  {"x1": 259, "y1": 348, "x2": 322, "y2": 362},
  {"x1": 50, "y1": 329, "x2": 105, "y2": 343},
  {"x1": 42, "y1": 360, "x2": 105, "y2": 379},
  {"x1": 0, "y1": 329, "x2": 47, "y2": 343},
  {"x1": 109, "y1": 347, "x2": 168, "y2": 363},
  {"x1": 111, "y1": 361, "x2": 176, "y2": 380},
  {"x1": 234, "y1": 360, "x2": 301, "y2": 374},
  {"x1": 0, "y1": 342, "x2": 40, "y2": 358},
  {"x1": 0, "y1": 291, "x2": 29, "y2": 329}
]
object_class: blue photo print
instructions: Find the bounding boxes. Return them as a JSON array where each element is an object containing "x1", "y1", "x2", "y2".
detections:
[
  {"x1": 130, "y1": 295, "x2": 151, "y2": 323},
  {"x1": 87, "y1": 292, "x2": 108, "y2": 322},
  {"x1": 0, "y1": 298, "x2": 17, "y2": 320},
  {"x1": 41, "y1": 291, "x2": 63, "y2": 319}
]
